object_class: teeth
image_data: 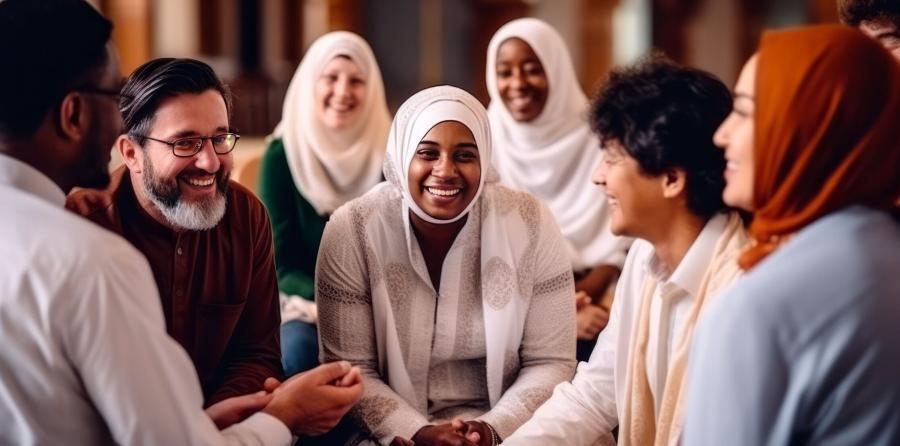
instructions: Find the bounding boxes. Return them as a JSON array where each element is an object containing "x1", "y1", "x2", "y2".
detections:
[
  {"x1": 427, "y1": 187, "x2": 460, "y2": 197},
  {"x1": 328, "y1": 103, "x2": 354, "y2": 112},
  {"x1": 185, "y1": 177, "x2": 214, "y2": 187}
]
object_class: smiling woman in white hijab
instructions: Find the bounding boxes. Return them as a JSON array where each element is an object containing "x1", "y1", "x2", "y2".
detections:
[
  {"x1": 486, "y1": 18, "x2": 633, "y2": 360},
  {"x1": 258, "y1": 31, "x2": 391, "y2": 378},
  {"x1": 316, "y1": 85, "x2": 576, "y2": 445}
]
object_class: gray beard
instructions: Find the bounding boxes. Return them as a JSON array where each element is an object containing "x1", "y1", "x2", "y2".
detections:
[
  {"x1": 147, "y1": 190, "x2": 226, "y2": 231},
  {"x1": 141, "y1": 155, "x2": 229, "y2": 231}
]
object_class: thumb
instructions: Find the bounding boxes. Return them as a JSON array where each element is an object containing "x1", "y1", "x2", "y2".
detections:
[
  {"x1": 263, "y1": 377, "x2": 281, "y2": 392},
  {"x1": 305, "y1": 360, "x2": 352, "y2": 385}
]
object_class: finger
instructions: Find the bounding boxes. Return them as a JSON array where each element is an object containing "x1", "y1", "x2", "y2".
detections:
[
  {"x1": 465, "y1": 431, "x2": 480, "y2": 443},
  {"x1": 450, "y1": 418, "x2": 467, "y2": 432},
  {"x1": 574, "y1": 291, "x2": 591, "y2": 310},
  {"x1": 338, "y1": 366, "x2": 362, "y2": 387},
  {"x1": 304, "y1": 360, "x2": 352, "y2": 386},
  {"x1": 263, "y1": 377, "x2": 281, "y2": 393},
  {"x1": 320, "y1": 381, "x2": 364, "y2": 407}
]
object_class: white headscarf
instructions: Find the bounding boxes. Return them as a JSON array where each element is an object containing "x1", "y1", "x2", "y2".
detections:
[
  {"x1": 382, "y1": 85, "x2": 493, "y2": 225},
  {"x1": 273, "y1": 31, "x2": 391, "y2": 215},
  {"x1": 487, "y1": 18, "x2": 626, "y2": 270}
]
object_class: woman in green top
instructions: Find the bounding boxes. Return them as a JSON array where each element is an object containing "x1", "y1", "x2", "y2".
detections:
[{"x1": 259, "y1": 31, "x2": 391, "y2": 376}]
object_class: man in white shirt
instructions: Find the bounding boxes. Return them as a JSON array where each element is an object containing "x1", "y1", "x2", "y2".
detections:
[
  {"x1": 504, "y1": 56, "x2": 747, "y2": 446},
  {"x1": 0, "y1": 0, "x2": 361, "y2": 444}
]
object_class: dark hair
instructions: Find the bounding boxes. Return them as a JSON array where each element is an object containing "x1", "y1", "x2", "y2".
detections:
[
  {"x1": 0, "y1": 0, "x2": 112, "y2": 137},
  {"x1": 590, "y1": 53, "x2": 731, "y2": 219},
  {"x1": 838, "y1": 0, "x2": 900, "y2": 27},
  {"x1": 120, "y1": 58, "x2": 233, "y2": 144}
]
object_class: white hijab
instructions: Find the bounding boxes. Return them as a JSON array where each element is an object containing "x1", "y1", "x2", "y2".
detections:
[
  {"x1": 273, "y1": 31, "x2": 391, "y2": 215},
  {"x1": 378, "y1": 85, "x2": 535, "y2": 407},
  {"x1": 487, "y1": 18, "x2": 624, "y2": 270}
]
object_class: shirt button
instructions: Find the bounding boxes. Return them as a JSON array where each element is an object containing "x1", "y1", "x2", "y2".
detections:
[
  {"x1": 175, "y1": 289, "x2": 183, "y2": 297},
  {"x1": 176, "y1": 247, "x2": 183, "y2": 256}
]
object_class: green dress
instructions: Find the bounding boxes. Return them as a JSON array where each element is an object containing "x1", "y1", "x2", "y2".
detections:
[{"x1": 258, "y1": 138, "x2": 328, "y2": 301}]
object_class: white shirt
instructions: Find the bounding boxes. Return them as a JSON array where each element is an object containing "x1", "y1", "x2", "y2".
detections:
[
  {"x1": 0, "y1": 153, "x2": 291, "y2": 445},
  {"x1": 504, "y1": 214, "x2": 728, "y2": 445}
]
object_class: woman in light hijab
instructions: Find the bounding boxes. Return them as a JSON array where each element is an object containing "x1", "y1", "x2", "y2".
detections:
[
  {"x1": 684, "y1": 26, "x2": 900, "y2": 445},
  {"x1": 316, "y1": 86, "x2": 576, "y2": 445},
  {"x1": 486, "y1": 18, "x2": 632, "y2": 360},
  {"x1": 259, "y1": 31, "x2": 391, "y2": 377}
]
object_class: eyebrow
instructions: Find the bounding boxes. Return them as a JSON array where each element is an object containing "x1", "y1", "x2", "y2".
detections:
[
  {"x1": 735, "y1": 93, "x2": 755, "y2": 101},
  {"x1": 417, "y1": 140, "x2": 479, "y2": 149},
  {"x1": 167, "y1": 126, "x2": 230, "y2": 139}
]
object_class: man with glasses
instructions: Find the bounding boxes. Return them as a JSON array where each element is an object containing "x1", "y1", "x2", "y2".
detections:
[
  {"x1": 2, "y1": 0, "x2": 361, "y2": 443},
  {"x1": 68, "y1": 58, "x2": 283, "y2": 407}
]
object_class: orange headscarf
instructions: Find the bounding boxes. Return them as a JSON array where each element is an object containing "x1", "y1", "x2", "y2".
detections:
[{"x1": 740, "y1": 25, "x2": 900, "y2": 269}]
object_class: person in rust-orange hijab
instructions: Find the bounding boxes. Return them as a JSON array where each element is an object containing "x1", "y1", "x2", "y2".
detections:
[{"x1": 714, "y1": 25, "x2": 900, "y2": 270}]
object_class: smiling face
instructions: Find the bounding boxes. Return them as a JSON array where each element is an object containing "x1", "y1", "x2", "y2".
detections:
[
  {"x1": 129, "y1": 89, "x2": 233, "y2": 230},
  {"x1": 591, "y1": 140, "x2": 668, "y2": 238},
  {"x1": 314, "y1": 55, "x2": 366, "y2": 129},
  {"x1": 407, "y1": 120, "x2": 482, "y2": 221},
  {"x1": 859, "y1": 20, "x2": 900, "y2": 62},
  {"x1": 495, "y1": 38, "x2": 549, "y2": 122},
  {"x1": 713, "y1": 55, "x2": 757, "y2": 212}
]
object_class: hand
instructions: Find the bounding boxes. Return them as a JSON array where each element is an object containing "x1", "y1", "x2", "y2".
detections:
[
  {"x1": 461, "y1": 420, "x2": 496, "y2": 446},
  {"x1": 205, "y1": 390, "x2": 274, "y2": 429},
  {"x1": 576, "y1": 304, "x2": 609, "y2": 340},
  {"x1": 575, "y1": 264, "x2": 620, "y2": 298},
  {"x1": 411, "y1": 421, "x2": 479, "y2": 446},
  {"x1": 262, "y1": 360, "x2": 364, "y2": 436},
  {"x1": 390, "y1": 436, "x2": 416, "y2": 446},
  {"x1": 574, "y1": 291, "x2": 592, "y2": 311}
]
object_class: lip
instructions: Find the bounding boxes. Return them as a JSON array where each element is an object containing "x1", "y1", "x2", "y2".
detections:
[
  {"x1": 179, "y1": 174, "x2": 217, "y2": 194},
  {"x1": 507, "y1": 94, "x2": 535, "y2": 110},
  {"x1": 326, "y1": 100, "x2": 356, "y2": 113},
  {"x1": 424, "y1": 186, "x2": 463, "y2": 204}
]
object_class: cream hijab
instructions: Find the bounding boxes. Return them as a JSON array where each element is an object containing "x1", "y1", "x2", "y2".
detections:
[
  {"x1": 273, "y1": 31, "x2": 391, "y2": 215},
  {"x1": 379, "y1": 85, "x2": 537, "y2": 408},
  {"x1": 487, "y1": 18, "x2": 621, "y2": 270}
]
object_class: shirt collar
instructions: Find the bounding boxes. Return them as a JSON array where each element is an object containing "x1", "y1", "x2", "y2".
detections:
[
  {"x1": 0, "y1": 152, "x2": 66, "y2": 207},
  {"x1": 643, "y1": 213, "x2": 729, "y2": 298}
]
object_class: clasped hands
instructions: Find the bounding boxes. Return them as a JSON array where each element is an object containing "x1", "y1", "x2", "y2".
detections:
[
  {"x1": 205, "y1": 360, "x2": 363, "y2": 436},
  {"x1": 391, "y1": 418, "x2": 497, "y2": 446}
]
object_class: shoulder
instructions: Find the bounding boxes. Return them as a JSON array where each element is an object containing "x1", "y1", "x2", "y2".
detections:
[
  {"x1": 227, "y1": 180, "x2": 268, "y2": 217},
  {"x1": 12, "y1": 195, "x2": 150, "y2": 286},
  {"x1": 481, "y1": 183, "x2": 549, "y2": 227},
  {"x1": 261, "y1": 138, "x2": 287, "y2": 165},
  {"x1": 332, "y1": 182, "x2": 398, "y2": 226},
  {"x1": 704, "y1": 208, "x2": 900, "y2": 352}
]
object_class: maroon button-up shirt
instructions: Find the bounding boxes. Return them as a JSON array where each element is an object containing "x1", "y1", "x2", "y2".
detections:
[{"x1": 67, "y1": 167, "x2": 283, "y2": 405}]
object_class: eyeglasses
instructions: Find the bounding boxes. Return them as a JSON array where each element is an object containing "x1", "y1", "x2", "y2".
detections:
[{"x1": 136, "y1": 133, "x2": 241, "y2": 157}]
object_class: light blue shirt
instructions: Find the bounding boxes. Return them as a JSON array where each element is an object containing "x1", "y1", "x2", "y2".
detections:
[{"x1": 684, "y1": 206, "x2": 900, "y2": 446}]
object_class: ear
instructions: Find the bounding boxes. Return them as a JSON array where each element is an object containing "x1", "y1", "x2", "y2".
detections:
[
  {"x1": 119, "y1": 135, "x2": 144, "y2": 173},
  {"x1": 58, "y1": 92, "x2": 89, "y2": 142},
  {"x1": 661, "y1": 168, "x2": 687, "y2": 199}
]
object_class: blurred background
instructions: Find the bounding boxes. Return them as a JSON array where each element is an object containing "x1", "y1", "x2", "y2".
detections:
[{"x1": 88, "y1": 0, "x2": 840, "y2": 182}]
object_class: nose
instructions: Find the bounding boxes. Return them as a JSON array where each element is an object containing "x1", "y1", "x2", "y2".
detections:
[
  {"x1": 432, "y1": 154, "x2": 458, "y2": 179},
  {"x1": 334, "y1": 77, "x2": 350, "y2": 97},
  {"x1": 193, "y1": 139, "x2": 221, "y2": 173},
  {"x1": 509, "y1": 68, "x2": 527, "y2": 90},
  {"x1": 592, "y1": 158, "x2": 607, "y2": 187},
  {"x1": 713, "y1": 115, "x2": 731, "y2": 150}
]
